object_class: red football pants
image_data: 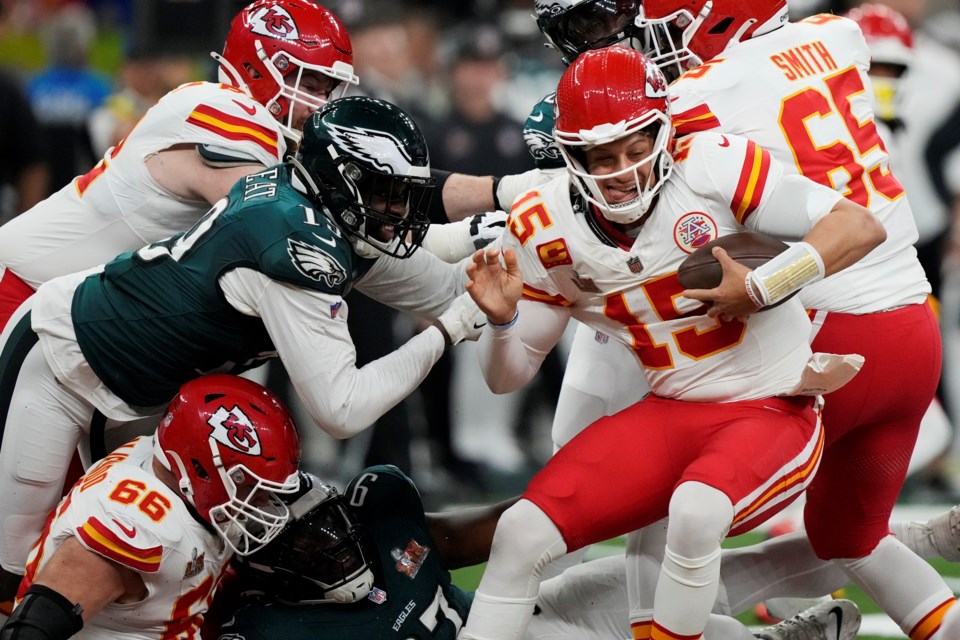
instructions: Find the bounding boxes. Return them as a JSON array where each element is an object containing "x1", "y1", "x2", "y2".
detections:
[
  {"x1": 524, "y1": 394, "x2": 821, "y2": 550},
  {"x1": 804, "y1": 302, "x2": 941, "y2": 558}
]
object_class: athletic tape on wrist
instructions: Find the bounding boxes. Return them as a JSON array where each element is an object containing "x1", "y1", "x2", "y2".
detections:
[{"x1": 749, "y1": 241, "x2": 825, "y2": 306}]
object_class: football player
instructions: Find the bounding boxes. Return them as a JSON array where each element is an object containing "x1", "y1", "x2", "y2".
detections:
[
  {"x1": 0, "y1": 0, "x2": 358, "y2": 330},
  {"x1": 213, "y1": 466, "x2": 861, "y2": 640},
  {"x1": 0, "y1": 97, "x2": 485, "y2": 601},
  {"x1": 631, "y1": 0, "x2": 956, "y2": 635},
  {"x1": 0, "y1": 374, "x2": 302, "y2": 640},
  {"x1": 525, "y1": 1, "x2": 958, "y2": 635},
  {"x1": 0, "y1": 0, "x2": 507, "y2": 331},
  {"x1": 0, "y1": 0, "x2": 347, "y2": 607},
  {"x1": 457, "y1": 47, "x2": 882, "y2": 640}
]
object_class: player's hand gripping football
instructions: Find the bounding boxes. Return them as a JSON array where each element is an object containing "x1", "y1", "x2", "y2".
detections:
[
  {"x1": 466, "y1": 247, "x2": 523, "y2": 325},
  {"x1": 682, "y1": 246, "x2": 760, "y2": 321}
]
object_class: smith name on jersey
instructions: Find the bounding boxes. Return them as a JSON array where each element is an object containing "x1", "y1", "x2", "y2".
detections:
[
  {"x1": 19, "y1": 437, "x2": 232, "y2": 640},
  {"x1": 669, "y1": 13, "x2": 929, "y2": 313},
  {"x1": 507, "y1": 131, "x2": 840, "y2": 402}
]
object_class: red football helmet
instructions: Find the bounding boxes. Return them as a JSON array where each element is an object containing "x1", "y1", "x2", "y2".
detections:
[
  {"x1": 154, "y1": 374, "x2": 301, "y2": 556},
  {"x1": 637, "y1": 0, "x2": 788, "y2": 78},
  {"x1": 845, "y1": 4, "x2": 913, "y2": 123},
  {"x1": 845, "y1": 4, "x2": 913, "y2": 67},
  {"x1": 216, "y1": 0, "x2": 358, "y2": 143},
  {"x1": 555, "y1": 46, "x2": 674, "y2": 224}
]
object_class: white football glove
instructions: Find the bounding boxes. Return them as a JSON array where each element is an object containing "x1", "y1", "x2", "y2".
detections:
[
  {"x1": 495, "y1": 168, "x2": 556, "y2": 211},
  {"x1": 434, "y1": 292, "x2": 487, "y2": 346},
  {"x1": 420, "y1": 211, "x2": 506, "y2": 263},
  {"x1": 468, "y1": 211, "x2": 507, "y2": 250}
]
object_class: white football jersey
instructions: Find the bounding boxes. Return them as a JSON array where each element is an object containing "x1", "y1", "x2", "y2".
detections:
[
  {"x1": 20, "y1": 437, "x2": 232, "y2": 640},
  {"x1": 0, "y1": 81, "x2": 286, "y2": 288},
  {"x1": 506, "y1": 132, "x2": 817, "y2": 402},
  {"x1": 669, "y1": 14, "x2": 930, "y2": 313}
]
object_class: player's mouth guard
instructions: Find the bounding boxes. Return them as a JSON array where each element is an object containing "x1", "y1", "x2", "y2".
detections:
[{"x1": 747, "y1": 241, "x2": 825, "y2": 306}]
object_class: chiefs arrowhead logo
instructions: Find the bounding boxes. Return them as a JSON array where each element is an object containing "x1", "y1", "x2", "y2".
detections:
[
  {"x1": 288, "y1": 239, "x2": 347, "y2": 288},
  {"x1": 645, "y1": 62, "x2": 669, "y2": 99},
  {"x1": 208, "y1": 405, "x2": 261, "y2": 455},
  {"x1": 247, "y1": 5, "x2": 299, "y2": 41}
]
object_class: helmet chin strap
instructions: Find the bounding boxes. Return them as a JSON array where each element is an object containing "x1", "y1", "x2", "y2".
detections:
[
  {"x1": 156, "y1": 444, "x2": 195, "y2": 501},
  {"x1": 325, "y1": 567, "x2": 375, "y2": 603},
  {"x1": 288, "y1": 156, "x2": 322, "y2": 200},
  {"x1": 211, "y1": 51, "x2": 252, "y2": 96}
]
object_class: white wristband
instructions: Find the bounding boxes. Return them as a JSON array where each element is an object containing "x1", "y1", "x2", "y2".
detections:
[{"x1": 749, "y1": 241, "x2": 825, "y2": 306}]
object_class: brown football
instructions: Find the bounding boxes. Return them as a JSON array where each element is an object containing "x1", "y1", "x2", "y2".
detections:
[{"x1": 677, "y1": 232, "x2": 789, "y2": 290}]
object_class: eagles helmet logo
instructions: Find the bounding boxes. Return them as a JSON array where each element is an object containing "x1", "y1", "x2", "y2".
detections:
[
  {"x1": 288, "y1": 238, "x2": 348, "y2": 288},
  {"x1": 524, "y1": 93, "x2": 562, "y2": 169},
  {"x1": 208, "y1": 405, "x2": 261, "y2": 455},
  {"x1": 248, "y1": 5, "x2": 299, "y2": 41},
  {"x1": 524, "y1": 129, "x2": 563, "y2": 166},
  {"x1": 535, "y1": 1, "x2": 566, "y2": 18},
  {"x1": 326, "y1": 123, "x2": 424, "y2": 177}
]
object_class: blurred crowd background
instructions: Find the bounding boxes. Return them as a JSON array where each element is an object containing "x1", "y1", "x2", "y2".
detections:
[{"x1": 4, "y1": 0, "x2": 960, "y2": 510}]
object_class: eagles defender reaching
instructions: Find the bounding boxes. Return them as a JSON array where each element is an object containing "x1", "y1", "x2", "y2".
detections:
[{"x1": 0, "y1": 97, "x2": 484, "y2": 599}]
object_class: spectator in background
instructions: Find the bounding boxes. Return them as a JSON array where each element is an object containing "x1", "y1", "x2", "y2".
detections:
[
  {"x1": 428, "y1": 24, "x2": 529, "y2": 177},
  {"x1": 420, "y1": 25, "x2": 559, "y2": 485},
  {"x1": 26, "y1": 3, "x2": 111, "y2": 191},
  {"x1": 0, "y1": 70, "x2": 48, "y2": 224},
  {"x1": 88, "y1": 46, "x2": 195, "y2": 156}
]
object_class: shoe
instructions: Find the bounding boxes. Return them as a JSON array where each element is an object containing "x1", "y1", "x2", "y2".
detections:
[
  {"x1": 754, "y1": 599, "x2": 860, "y2": 640},
  {"x1": 926, "y1": 505, "x2": 960, "y2": 562}
]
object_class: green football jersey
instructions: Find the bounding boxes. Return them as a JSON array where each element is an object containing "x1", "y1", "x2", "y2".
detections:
[
  {"x1": 219, "y1": 465, "x2": 473, "y2": 640},
  {"x1": 72, "y1": 163, "x2": 375, "y2": 408}
]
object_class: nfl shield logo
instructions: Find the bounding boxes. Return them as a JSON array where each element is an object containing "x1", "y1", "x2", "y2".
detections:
[{"x1": 627, "y1": 256, "x2": 642, "y2": 273}]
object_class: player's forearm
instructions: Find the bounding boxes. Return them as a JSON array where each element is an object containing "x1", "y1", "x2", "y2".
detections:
[
  {"x1": 439, "y1": 173, "x2": 497, "y2": 222},
  {"x1": 804, "y1": 199, "x2": 886, "y2": 277},
  {"x1": 293, "y1": 328, "x2": 446, "y2": 438},
  {"x1": 477, "y1": 300, "x2": 568, "y2": 393},
  {"x1": 357, "y1": 249, "x2": 467, "y2": 319},
  {"x1": 477, "y1": 319, "x2": 544, "y2": 394}
]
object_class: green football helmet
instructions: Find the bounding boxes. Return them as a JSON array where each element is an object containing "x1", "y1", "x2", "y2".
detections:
[{"x1": 296, "y1": 96, "x2": 435, "y2": 259}]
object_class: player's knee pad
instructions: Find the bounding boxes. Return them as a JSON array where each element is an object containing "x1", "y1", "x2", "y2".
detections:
[
  {"x1": 0, "y1": 584, "x2": 83, "y2": 640},
  {"x1": 488, "y1": 500, "x2": 567, "y2": 595},
  {"x1": 667, "y1": 482, "x2": 734, "y2": 558}
]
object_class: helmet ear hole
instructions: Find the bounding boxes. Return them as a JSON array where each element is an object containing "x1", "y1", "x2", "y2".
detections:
[
  {"x1": 708, "y1": 16, "x2": 734, "y2": 35},
  {"x1": 192, "y1": 458, "x2": 211, "y2": 482}
]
